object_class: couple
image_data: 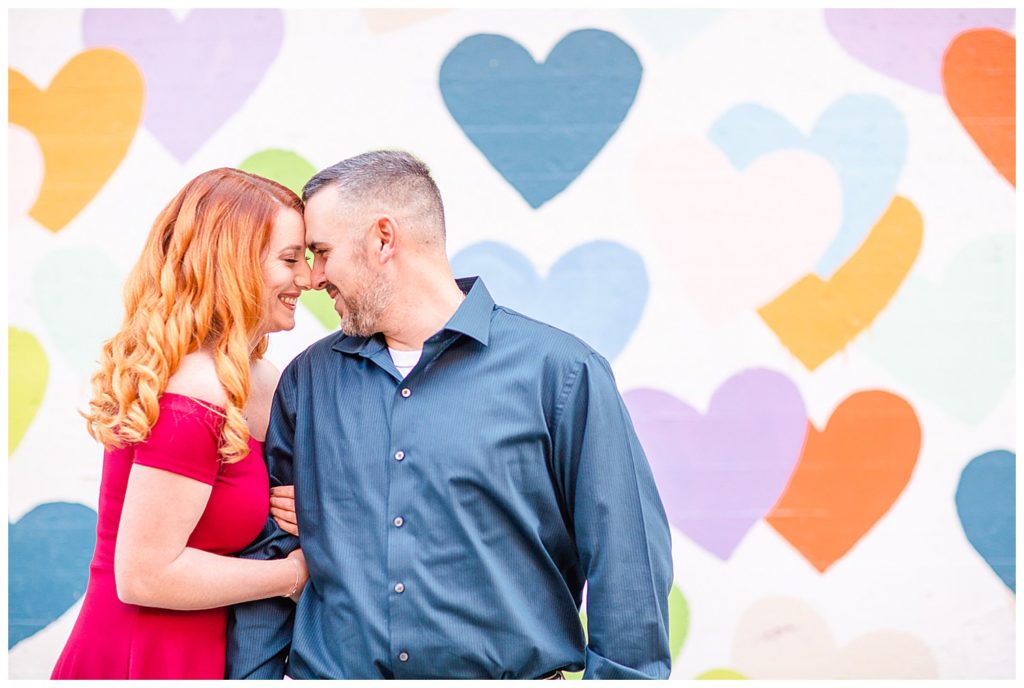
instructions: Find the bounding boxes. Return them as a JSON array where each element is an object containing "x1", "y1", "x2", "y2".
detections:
[{"x1": 51, "y1": 151, "x2": 673, "y2": 680}]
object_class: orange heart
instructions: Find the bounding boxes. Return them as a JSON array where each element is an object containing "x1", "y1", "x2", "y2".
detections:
[
  {"x1": 9, "y1": 49, "x2": 144, "y2": 232},
  {"x1": 757, "y1": 196, "x2": 923, "y2": 371},
  {"x1": 765, "y1": 391, "x2": 921, "y2": 573},
  {"x1": 943, "y1": 29, "x2": 1015, "y2": 186}
]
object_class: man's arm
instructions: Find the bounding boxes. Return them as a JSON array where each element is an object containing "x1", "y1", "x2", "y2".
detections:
[
  {"x1": 226, "y1": 360, "x2": 302, "y2": 679},
  {"x1": 551, "y1": 353, "x2": 673, "y2": 679}
]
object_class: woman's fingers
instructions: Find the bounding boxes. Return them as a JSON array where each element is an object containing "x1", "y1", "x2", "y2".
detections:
[
  {"x1": 270, "y1": 485, "x2": 298, "y2": 536},
  {"x1": 273, "y1": 511, "x2": 299, "y2": 536},
  {"x1": 270, "y1": 495, "x2": 295, "y2": 512},
  {"x1": 270, "y1": 485, "x2": 295, "y2": 499}
]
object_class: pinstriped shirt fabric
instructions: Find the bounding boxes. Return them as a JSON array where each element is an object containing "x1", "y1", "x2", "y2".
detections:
[{"x1": 226, "y1": 277, "x2": 673, "y2": 680}]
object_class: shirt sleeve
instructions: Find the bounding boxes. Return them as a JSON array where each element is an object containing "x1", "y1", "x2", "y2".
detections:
[
  {"x1": 132, "y1": 403, "x2": 221, "y2": 485},
  {"x1": 226, "y1": 361, "x2": 301, "y2": 680},
  {"x1": 551, "y1": 352, "x2": 674, "y2": 680}
]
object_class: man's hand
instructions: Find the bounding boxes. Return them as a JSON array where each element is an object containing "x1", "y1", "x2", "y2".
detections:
[{"x1": 270, "y1": 485, "x2": 299, "y2": 537}]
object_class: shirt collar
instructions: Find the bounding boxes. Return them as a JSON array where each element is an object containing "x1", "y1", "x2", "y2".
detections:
[{"x1": 332, "y1": 276, "x2": 494, "y2": 355}]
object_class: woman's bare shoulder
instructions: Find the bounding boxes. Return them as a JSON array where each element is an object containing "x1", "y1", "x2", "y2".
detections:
[
  {"x1": 164, "y1": 352, "x2": 229, "y2": 407},
  {"x1": 251, "y1": 357, "x2": 283, "y2": 397}
]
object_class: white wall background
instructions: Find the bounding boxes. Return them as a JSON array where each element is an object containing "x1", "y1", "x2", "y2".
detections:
[{"x1": 8, "y1": 8, "x2": 1016, "y2": 679}]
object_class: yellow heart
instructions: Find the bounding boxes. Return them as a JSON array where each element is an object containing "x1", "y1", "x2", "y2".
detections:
[
  {"x1": 757, "y1": 196, "x2": 923, "y2": 370},
  {"x1": 9, "y1": 49, "x2": 144, "y2": 232}
]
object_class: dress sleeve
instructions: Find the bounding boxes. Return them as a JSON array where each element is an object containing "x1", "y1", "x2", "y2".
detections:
[{"x1": 132, "y1": 401, "x2": 222, "y2": 485}]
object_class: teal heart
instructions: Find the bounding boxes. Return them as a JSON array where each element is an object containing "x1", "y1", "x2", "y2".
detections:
[
  {"x1": 32, "y1": 249, "x2": 123, "y2": 378},
  {"x1": 955, "y1": 450, "x2": 1015, "y2": 592},
  {"x1": 860, "y1": 234, "x2": 1014, "y2": 424},
  {"x1": 440, "y1": 29, "x2": 642, "y2": 208},
  {"x1": 9, "y1": 502, "x2": 98, "y2": 647}
]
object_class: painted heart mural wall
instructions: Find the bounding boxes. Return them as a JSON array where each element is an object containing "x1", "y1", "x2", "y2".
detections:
[{"x1": 7, "y1": 8, "x2": 1015, "y2": 679}]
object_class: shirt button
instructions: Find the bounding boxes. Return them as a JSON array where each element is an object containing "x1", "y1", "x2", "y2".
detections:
[
  {"x1": 394, "y1": 450, "x2": 405, "y2": 461},
  {"x1": 394, "y1": 582, "x2": 405, "y2": 593},
  {"x1": 400, "y1": 388, "x2": 411, "y2": 398},
  {"x1": 399, "y1": 651, "x2": 409, "y2": 662},
  {"x1": 393, "y1": 516, "x2": 404, "y2": 527}
]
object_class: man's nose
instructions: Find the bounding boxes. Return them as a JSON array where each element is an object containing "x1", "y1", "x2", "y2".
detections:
[
  {"x1": 295, "y1": 261, "x2": 312, "y2": 290},
  {"x1": 310, "y1": 261, "x2": 327, "y2": 290}
]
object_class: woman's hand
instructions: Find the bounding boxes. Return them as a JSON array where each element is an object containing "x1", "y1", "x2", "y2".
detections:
[
  {"x1": 285, "y1": 548, "x2": 308, "y2": 603},
  {"x1": 271, "y1": 485, "x2": 299, "y2": 536}
]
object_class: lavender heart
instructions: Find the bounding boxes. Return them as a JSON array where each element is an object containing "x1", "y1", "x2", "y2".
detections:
[
  {"x1": 825, "y1": 9, "x2": 1015, "y2": 93},
  {"x1": 625, "y1": 369, "x2": 807, "y2": 560},
  {"x1": 83, "y1": 9, "x2": 284, "y2": 161}
]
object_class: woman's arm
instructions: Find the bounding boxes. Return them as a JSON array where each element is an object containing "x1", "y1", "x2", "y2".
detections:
[{"x1": 114, "y1": 463, "x2": 307, "y2": 610}]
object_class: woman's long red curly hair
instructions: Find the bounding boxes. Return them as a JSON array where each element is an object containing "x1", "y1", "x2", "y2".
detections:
[{"x1": 84, "y1": 168, "x2": 303, "y2": 463}]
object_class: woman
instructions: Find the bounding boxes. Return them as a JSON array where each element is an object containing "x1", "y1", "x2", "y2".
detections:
[{"x1": 52, "y1": 168, "x2": 312, "y2": 679}]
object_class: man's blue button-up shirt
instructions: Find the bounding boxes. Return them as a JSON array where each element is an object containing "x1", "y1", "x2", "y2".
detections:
[{"x1": 226, "y1": 277, "x2": 673, "y2": 679}]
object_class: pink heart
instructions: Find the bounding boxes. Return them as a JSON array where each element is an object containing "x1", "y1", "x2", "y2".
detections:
[
  {"x1": 82, "y1": 9, "x2": 284, "y2": 161},
  {"x1": 624, "y1": 369, "x2": 807, "y2": 560},
  {"x1": 825, "y1": 9, "x2": 1015, "y2": 94},
  {"x1": 635, "y1": 137, "x2": 841, "y2": 320}
]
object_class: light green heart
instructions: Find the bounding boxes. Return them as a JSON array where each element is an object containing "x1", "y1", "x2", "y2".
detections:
[
  {"x1": 32, "y1": 249, "x2": 123, "y2": 378},
  {"x1": 9, "y1": 327, "x2": 49, "y2": 456},
  {"x1": 239, "y1": 148, "x2": 316, "y2": 197},
  {"x1": 239, "y1": 150, "x2": 339, "y2": 330},
  {"x1": 697, "y1": 668, "x2": 748, "y2": 680},
  {"x1": 860, "y1": 234, "x2": 1015, "y2": 424},
  {"x1": 566, "y1": 582, "x2": 688, "y2": 679}
]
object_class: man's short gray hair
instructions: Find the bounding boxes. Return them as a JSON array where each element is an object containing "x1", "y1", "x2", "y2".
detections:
[{"x1": 302, "y1": 150, "x2": 446, "y2": 247}]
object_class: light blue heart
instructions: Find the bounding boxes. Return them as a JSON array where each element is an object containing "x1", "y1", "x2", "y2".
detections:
[
  {"x1": 860, "y1": 234, "x2": 1015, "y2": 424},
  {"x1": 450, "y1": 241, "x2": 648, "y2": 360},
  {"x1": 9, "y1": 502, "x2": 98, "y2": 647},
  {"x1": 33, "y1": 249, "x2": 123, "y2": 378},
  {"x1": 440, "y1": 29, "x2": 642, "y2": 208},
  {"x1": 708, "y1": 94, "x2": 907, "y2": 277},
  {"x1": 955, "y1": 450, "x2": 1015, "y2": 593},
  {"x1": 623, "y1": 9, "x2": 726, "y2": 54}
]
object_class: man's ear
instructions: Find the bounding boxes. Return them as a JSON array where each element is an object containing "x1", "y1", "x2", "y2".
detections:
[{"x1": 375, "y1": 215, "x2": 398, "y2": 264}]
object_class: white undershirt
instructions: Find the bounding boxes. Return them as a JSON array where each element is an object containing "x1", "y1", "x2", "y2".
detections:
[{"x1": 388, "y1": 347, "x2": 422, "y2": 379}]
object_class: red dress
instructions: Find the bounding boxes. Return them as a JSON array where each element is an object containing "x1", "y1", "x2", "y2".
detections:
[{"x1": 51, "y1": 393, "x2": 270, "y2": 679}]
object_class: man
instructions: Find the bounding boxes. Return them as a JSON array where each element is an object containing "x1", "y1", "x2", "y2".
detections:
[{"x1": 226, "y1": 151, "x2": 673, "y2": 679}]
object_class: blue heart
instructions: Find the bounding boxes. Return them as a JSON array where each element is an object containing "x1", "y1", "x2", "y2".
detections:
[
  {"x1": 450, "y1": 240, "x2": 648, "y2": 360},
  {"x1": 708, "y1": 94, "x2": 907, "y2": 277},
  {"x1": 9, "y1": 502, "x2": 98, "y2": 647},
  {"x1": 955, "y1": 450, "x2": 1015, "y2": 593},
  {"x1": 440, "y1": 29, "x2": 642, "y2": 208}
]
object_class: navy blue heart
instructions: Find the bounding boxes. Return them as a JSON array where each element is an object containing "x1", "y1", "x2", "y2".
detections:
[
  {"x1": 955, "y1": 450, "x2": 1015, "y2": 592},
  {"x1": 450, "y1": 240, "x2": 648, "y2": 360},
  {"x1": 440, "y1": 29, "x2": 642, "y2": 208},
  {"x1": 9, "y1": 502, "x2": 97, "y2": 647}
]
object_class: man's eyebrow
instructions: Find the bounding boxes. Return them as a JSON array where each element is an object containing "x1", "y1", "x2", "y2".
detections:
[{"x1": 307, "y1": 241, "x2": 329, "y2": 250}]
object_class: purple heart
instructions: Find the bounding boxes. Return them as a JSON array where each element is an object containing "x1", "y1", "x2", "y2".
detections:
[
  {"x1": 825, "y1": 9, "x2": 1015, "y2": 93},
  {"x1": 624, "y1": 369, "x2": 807, "y2": 560},
  {"x1": 82, "y1": 9, "x2": 284, "y2": 161}
]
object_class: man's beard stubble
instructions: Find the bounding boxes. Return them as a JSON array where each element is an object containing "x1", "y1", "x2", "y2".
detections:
[{"x1": 337, "y1": 273, "x2": 394, "y2": 338}]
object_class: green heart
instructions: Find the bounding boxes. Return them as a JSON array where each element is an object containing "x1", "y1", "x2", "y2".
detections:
[
  {"x1": 239, "y1": 148, "x2": 316, "y2": 197},
  {"x1": 9, "y1": 327, "x2": 49, "y2": 456},
  {"x1": 697, "y1": 668, "x2": 748, "y2": 680},
  {"x1": 566, "y1": 582, "x2": 688, "y2": 679},
  {"x1": 860, "y1": 234, "x2": 1015, "y2": 424},
  {"x1": 238, "y1": 149, "x2": 339, "y2": 331},
  {"x1": 300, "y1": 288, "x2": 340, "y2": 331}
]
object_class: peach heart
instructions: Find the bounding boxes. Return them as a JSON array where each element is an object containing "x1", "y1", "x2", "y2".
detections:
[{"x1": 635, "y1": 138, "x2": 841, "y2": 320}]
